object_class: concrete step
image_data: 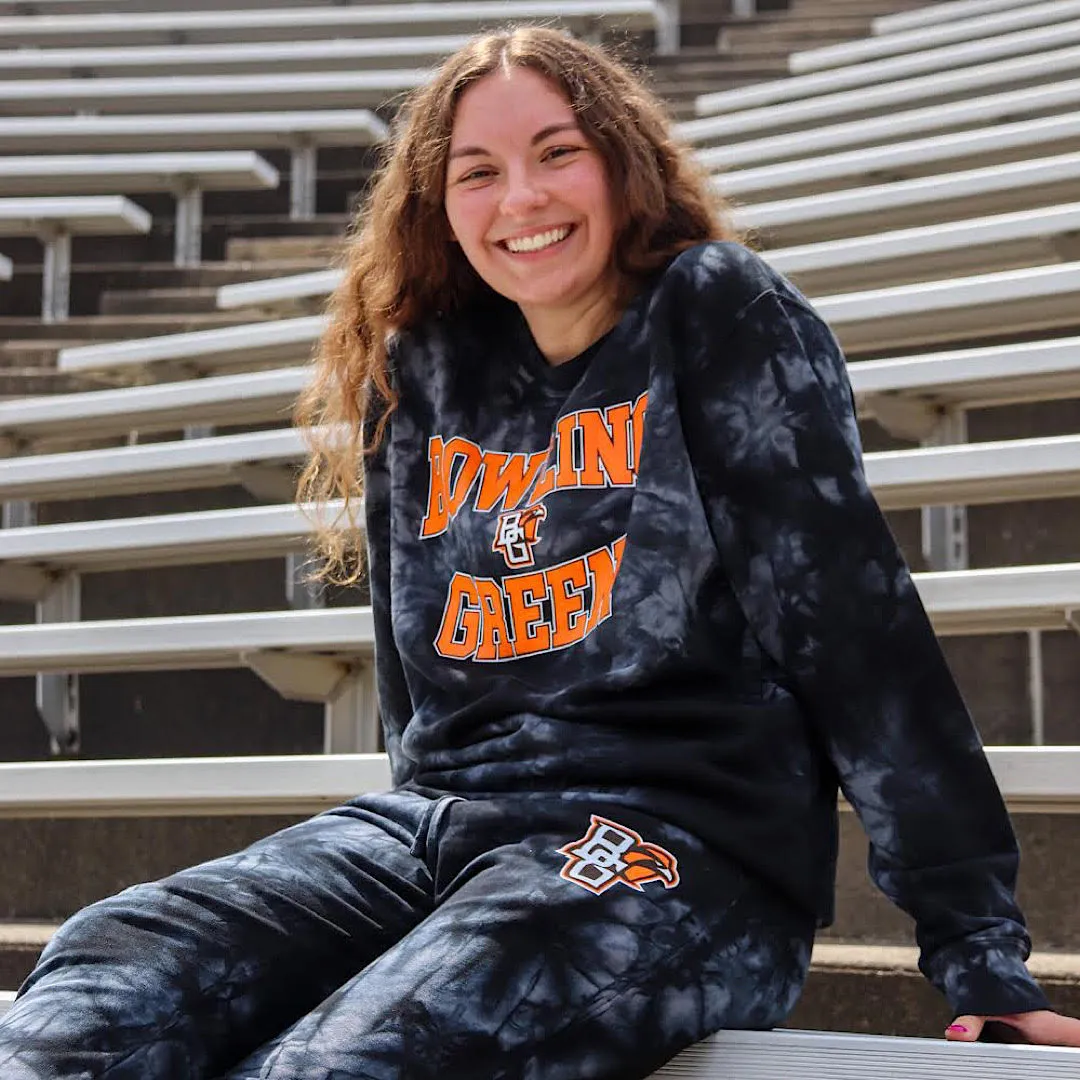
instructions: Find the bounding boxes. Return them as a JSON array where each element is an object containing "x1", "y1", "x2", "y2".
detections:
[
  {"x1": 828, "y1": 811, "x2": 1080, "y2": 952},
  {"x1": 0, "y1": 923, "x2": 52, "y2": 992},
  {"x1": 790, "y1": 944, "x2": 1080, "y2": 1037},
  {"x1": 2, "y1": 925, "x2": 1074, "y2": 1039},
  {"x1": 98, "y1": 287, "x2": 223, "y2": 317},
  {"x1": 225, "y1": 233, "x2": 347, "y2": 264},
  {"x1": 0, "y1": 313, "x2": 266, "y2": 342},
  {"x1": 720, "y1": 25, "x2": 872, "y2": 56},
  {"x1": 788, "y1": 0, "x2": 926, "y2": 14}
]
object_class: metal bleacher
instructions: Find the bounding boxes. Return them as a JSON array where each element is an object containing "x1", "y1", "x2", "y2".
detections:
[{"x1": 2, "y1": 0, "x2": 1080, "y2": 1072}]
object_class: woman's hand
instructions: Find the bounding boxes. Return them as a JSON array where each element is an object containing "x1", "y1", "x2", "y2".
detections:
[{"x1": 945, "y1": 1011, "x2": 1080, "y2": 1046}]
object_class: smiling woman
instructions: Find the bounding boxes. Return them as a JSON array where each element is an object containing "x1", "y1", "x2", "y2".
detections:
[{"x1": 4, "y1": 23, "x2": 1080, "y2": 1080}]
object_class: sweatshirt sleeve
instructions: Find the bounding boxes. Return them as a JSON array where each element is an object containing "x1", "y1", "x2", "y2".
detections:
[
  {"x1": 675, "y1": 283, "x2": 1050, "y2": 1018},
  {"x1": 362, "y1": 402, "x2": 416, "y2": 785}
]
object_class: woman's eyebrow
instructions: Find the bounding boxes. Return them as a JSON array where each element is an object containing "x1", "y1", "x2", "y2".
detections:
[{"x1": 448, "y1": 121, "x2": 581, "y2": 161}]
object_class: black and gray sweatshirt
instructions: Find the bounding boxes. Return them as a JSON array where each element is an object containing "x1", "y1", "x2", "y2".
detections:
[{"x1": 363, "y1": 240, "x2": 1050, "y2": 1018}]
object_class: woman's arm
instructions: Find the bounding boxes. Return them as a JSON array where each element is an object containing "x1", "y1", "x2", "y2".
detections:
[{"x1": 675, "y1": 281, "x2": 1050, "y2": 1019}]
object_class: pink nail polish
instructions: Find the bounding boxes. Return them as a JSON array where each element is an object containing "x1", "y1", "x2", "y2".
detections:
[{"x1": 948, "y1": 1024, "x2": 969, "y2": 1033}]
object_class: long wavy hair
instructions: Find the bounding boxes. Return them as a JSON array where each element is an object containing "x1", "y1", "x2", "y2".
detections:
[{"x1": 296, "y1": 25, "x2": 741, "y2": 584}]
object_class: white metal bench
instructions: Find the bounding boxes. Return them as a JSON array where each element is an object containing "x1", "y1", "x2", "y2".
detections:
[
  {"x1": 764, "y1": 200, "x2": 1080, "y2": 293},
  {"x1": 694, "y1": 18, "x2": 1080, "y2": 120},
  {"x1": 790, "y1": 0, "x2": 1080, "y2": 75},
  {"x1": 0, "y1": 69, "x2": 432, "y2": 114},
  {"x1": 697, "y1": 76, "x2": 1080, "y2": 171},
  {"x1": 849, "y1": 335, "x2": 1080, "y2": 438},
  {"x1": 737, "y1": 152, "x2": 1080, "y2": 246},
  {"x1": 0, "y1": 501, "x2": 338, "y2": 602},
  {"x1": 873, "y1": 0, "x2": 1054, "y2": 35},
  {"x1": 217, "y1": 268, "x2": 339, "y2": 311},
  {"x1": 0, "y1": 426, "x2": 307, "y2": 503},
  {"x1": 679, "y1": 43, "x2": 1080, "y2": 147},
  {"x1": 0, "y1": 606, "x2": 378, "y2": 752},
  {"x1": 0, "y1": 111, "x2": 386, "y2": 220},
  {"x1": 0, "y1": 34, "x2": 474, "y2": 78},
  {"x1": 0, "y1": 745, "x2": 1070, "y2": 817},
  {"x1": 715, "y1": 112, "x2": 1080, "y2": 201},
  {"x1": 817, "y1": 260, "x2": 1080, "y2": 354},
  {"x1": 0, "y1": 152, "x2": 277, "y2": 267},
  {"x1": 0, "y1": 366, "x2": 308, "y2": 452},
  {"x1": 4, "y1": 420, "x2": 1080, "y2": 510},
  {"x1": 0, "y1": 1, "x2": 678, "y2": 52},
  {"x1": 0, "y1": 195, "x2": 150, "y2": 322},
  {"x1": 56, "y1": 315, "x2": 323, "y2": 379}
]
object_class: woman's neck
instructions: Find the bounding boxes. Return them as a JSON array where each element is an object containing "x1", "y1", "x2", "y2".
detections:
[{"x1": 520, "y1": 285, "x2": 622, "y2": 366}]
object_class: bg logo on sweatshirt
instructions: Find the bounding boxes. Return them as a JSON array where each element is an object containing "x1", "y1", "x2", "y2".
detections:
[
  {"x1": 558, "y1": 815, "x2": 680, "y2": 895},
  {"x1": 422, "y1": 393, "x2": 647, "y2": 662}
]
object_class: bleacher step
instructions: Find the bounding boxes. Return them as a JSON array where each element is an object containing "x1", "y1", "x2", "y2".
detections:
[
  {"x1": 99, "y1": 287, "x2": 223, "y2": 317},
  {"x1": 791, "y1": 943, "x2": 1080, "y2": 1037},
  {"x1": 0, "y1": 313, "x2": 269, "y2": 341},
  {"x1": 225, "y1": 234, "x2": 346, "y2": 264}
]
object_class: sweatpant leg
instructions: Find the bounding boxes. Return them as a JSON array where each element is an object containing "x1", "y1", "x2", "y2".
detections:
[
  {"x1": 222, "y1": 798, "x2": 815, "y2": 1080},
  {"x1": 0, "y1": 790, "x2": 450, "y2": 1080}
]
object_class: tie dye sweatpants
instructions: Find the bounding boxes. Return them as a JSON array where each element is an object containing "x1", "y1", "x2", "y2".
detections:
[{"x1": 0, "y1": 788, "x2": 815, "y2": 1079}]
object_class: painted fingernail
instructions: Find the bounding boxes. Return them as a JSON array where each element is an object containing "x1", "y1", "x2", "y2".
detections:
[{"x1": 948, "y1": 1024, "x2": 969, "y2": 1033}]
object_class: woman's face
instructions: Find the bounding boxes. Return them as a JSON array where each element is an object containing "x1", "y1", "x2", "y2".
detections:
[{"x1": 444, "y1": 66, "x2": 620, "y2": 322}]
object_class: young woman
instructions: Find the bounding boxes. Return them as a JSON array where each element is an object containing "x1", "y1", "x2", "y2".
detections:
[{"x1": 2, "y1": 25, "x2": 1079, "y2": 1080}]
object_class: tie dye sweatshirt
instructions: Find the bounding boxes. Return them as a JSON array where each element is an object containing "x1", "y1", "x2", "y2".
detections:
[{"x1": 363, "y1": 240, "x2": 1050, "y2": 1018}]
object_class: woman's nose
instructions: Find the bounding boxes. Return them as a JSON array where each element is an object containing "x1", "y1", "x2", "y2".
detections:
[{"x1": 500, "y1": 171, "x2": 549, "y2": 216}]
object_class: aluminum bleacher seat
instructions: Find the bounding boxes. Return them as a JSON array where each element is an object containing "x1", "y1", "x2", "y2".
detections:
[
  {"x1": 0, "y1": 746, "x2": 1074, "y2": 819},
  {"x1": 765, "y1": 201, "x2": 1080, "y2": 294},
  {"x1": 56, "y1": 315, "x2": 323, "y2": 380},
  {"x1": 872, "y1": 0, "x2": 1053, "y2": 35},
  {"x1": 0, "y1": 606, "x2": 378, "y2": 752},
  {"x1": 0, "y1": 69, "x2": 433, "y2": 114},
  {"x1": 737, "y1": 152, "x2": 1080, "y2": 245},
  {"x1": 0, "y1": 366, "x2": 308, "y2": 452},
  {"x1": 694, "y1": 17, "x2": 1080, "y2": 116},
  {"x1": 789, "y1": 0, "x2": 1080, "y2": 75},
  {"x1": 715, "y1": 112, "x2": 1080, "y2": 201},
  {"x1": 0, "y1": 1, "x2": 677, "y2": 51},
  {"x1": 815, "y1": 260, "x2": 1080, "y2": 354},
  {"x1": 695, "y1": 77, "x2": 1080, "y2": 171},
  {"x1": 0, "y1": 111, "x2": 387, "y2": 219},
  {"x1": 0, "y1": 195, "x2": 150, "y2": 322},
  {"x1": 0, "y1": 35, "x2": 474, "y2": 77},
  {"x1": 678, "y1": 43, "x2": 1080, "y2": 147},
  {"x1": 0, "y1": 152, "x2": 278, "y2": 267}
]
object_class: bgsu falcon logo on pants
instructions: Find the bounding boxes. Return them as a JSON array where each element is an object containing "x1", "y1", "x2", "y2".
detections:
[{"x1": 558, "y1": 815, "x2": 680, "y2": 895}]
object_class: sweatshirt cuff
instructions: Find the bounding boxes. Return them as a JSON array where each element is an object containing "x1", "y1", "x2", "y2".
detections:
[{"x1": 924, "y1": 940, "x2": 1052, "y2": 1017}]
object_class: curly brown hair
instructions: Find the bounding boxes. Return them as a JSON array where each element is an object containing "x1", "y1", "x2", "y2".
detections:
[{"x1": 296, "y1": 24, "x2": 741, "y2": 584}]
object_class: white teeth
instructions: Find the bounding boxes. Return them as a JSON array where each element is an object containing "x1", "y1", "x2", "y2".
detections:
[{"x1": 504, "y1": 226, "x2": 571, "y2": 253}]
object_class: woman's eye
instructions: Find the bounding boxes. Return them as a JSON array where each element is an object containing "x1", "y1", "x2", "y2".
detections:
[
  {"x1": 543, "y1": 145, "x2": 580, "y2": 162},
  {"x1": 458, "y1": 167, "x2": 495, "y2": 184}
]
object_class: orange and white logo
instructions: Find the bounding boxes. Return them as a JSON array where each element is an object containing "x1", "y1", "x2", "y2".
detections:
[
  {"x1": 558, "y1": 815, "x2": 680, "y2": 896},
  {"x1": 492, "y1": 504, "x2": 547, "y2": 569}
]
